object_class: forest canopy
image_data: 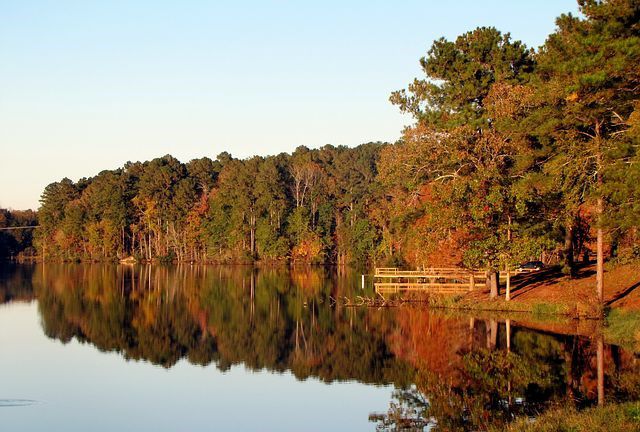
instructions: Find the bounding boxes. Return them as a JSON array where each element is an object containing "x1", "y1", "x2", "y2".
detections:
[
  {"x1": 35, "y1": 145, "x2": 387, "y2": 264},
  {"x1": 30, "y1": 0, "x2": 640, "y2": 272}
]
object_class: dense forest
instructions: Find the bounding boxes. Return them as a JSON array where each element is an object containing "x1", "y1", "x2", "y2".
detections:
[
  {"x1": 0, "y1": 209, "x2": 37, "y2": 259},
  {"x1": 21, "y1": 1, "x2": 640, "y2": 278},
  {"x1": 35, "y1": 144, "x2": 385, "y2": 264}
]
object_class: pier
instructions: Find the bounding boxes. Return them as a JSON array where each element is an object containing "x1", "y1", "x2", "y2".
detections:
[{"x1": 373, "y1": 267, "x2": 487, "y2": 295}]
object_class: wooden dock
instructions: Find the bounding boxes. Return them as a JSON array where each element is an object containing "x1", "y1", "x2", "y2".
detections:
[{"x1": 373, "y1": 267, "x2": 486, "y2": 295}]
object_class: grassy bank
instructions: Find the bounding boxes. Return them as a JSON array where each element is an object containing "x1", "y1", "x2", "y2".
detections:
[
  {"x1": 426, "y1": 294, "x2": 574, "y2": 317},
  {"x1": 390, "y1": 262, "x2": 640, "y2": 319},
  {"x1": 495, "y1": 402, "x2": 640, "y2": 432},
  {"x1": 422, "y1": 294, "x2": 640, "y2": 349},
  {"x1": 605, "y1": 309, "x2": 640, "y2": 350}
]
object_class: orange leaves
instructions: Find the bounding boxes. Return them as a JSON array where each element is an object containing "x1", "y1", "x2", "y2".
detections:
[
  {"x1": 291, "y1": 232, "x2": 323, "y2": 262},
  {"x1": 185, "y1": 193, "x2": 209, "y2": 244},
  {"x1": 565, "y1": 92, "x2": 579, "y2": 103}
]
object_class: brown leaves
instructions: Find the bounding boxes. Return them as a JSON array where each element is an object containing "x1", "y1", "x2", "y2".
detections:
[{"x1": 485, "y1": 82, "x2": 536, "y2": 119}]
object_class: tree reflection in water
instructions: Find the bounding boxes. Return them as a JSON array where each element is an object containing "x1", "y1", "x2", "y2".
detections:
[
  {"x1": 0, "y1": 263, "x2": 639, "y2": 430},
  {"x1": 372, "y1": 317, "x2": 640, "y2": 431},
  {"x1": 30, "y1": 264, "x2": 413, "y2": 384}
]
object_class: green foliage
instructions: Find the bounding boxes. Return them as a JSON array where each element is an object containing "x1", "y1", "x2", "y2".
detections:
[
  {"x1": 380, "y1": 0, "x2": 640, "y2": 277},
  {"x1": 36, "y1": 144, "x2": 386, "y2": 264},
  {"x1": 255, "y1": 219, "x2": 288, "y2": 259},
  {"x1": 390, "y1": 27, "x2": 534, "y2": 127},
  {"x1": 349, "y1": 219, "x2": 379, "y2": 264}
]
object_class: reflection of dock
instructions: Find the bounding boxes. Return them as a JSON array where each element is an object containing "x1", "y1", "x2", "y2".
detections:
[{"x1": 373, "y1": 267, "x2": 485, "y2": 295}]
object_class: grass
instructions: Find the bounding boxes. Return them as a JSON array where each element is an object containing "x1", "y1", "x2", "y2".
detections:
[
  {"x1": 531, "y1": 302, "x2": 568, "y2": 317},
  {"x1": 605, "y1": 308, "x2": 640, "y2": 350},
  {"x1": 496, "y1": 402, "x2": 640, "y2": 432},
  {"x1": 425, "y1": 294, "x2": 571, "y2": 317},
  {"x1": 427, "y1": 294, "x2": 465, "y2": 308}
]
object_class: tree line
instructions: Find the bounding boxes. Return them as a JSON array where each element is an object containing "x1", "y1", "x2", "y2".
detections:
[
  {"x1": 0, "y1": 209, "x2": 37, "y2": 259},
  {"x1": 34, "y1": 1, "x2": 639, "y2": 284},
  {"x1": 36, "y1": 144, "x2": 384, "y2": 264}
]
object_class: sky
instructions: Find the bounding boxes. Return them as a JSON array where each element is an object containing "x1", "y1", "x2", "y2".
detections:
[{"x1": 0, "y1": 0, "x2": 580, "y2": 210}]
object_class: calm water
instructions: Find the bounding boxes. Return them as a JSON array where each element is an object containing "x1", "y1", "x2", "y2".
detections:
[{"x1": 1, "y1": 263, "x2": 638, "y2": 431}]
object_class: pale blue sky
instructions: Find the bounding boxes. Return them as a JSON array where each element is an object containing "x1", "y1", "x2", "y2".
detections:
[{"x1": 0, "y1": 1, "x2": 579, "y2": 210}]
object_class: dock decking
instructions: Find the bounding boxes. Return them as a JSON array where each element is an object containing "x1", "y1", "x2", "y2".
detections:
[{"x1": 373, "y1": 267, "x2": 486, "y2": 295}]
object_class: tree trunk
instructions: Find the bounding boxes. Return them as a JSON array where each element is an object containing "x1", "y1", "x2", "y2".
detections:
[
  {"x1": 506, "y1": 216, "x2": 512, "y2": 300},
  {"x1": 349, "y1": 202, "x2": 354, "y2": 227},
  {"x1": 597, "y1": 199, "x2": 604, "y2": 303},
  {"x1": 595, "y1": 132, "x2": 604, "y2": 304},
  {"x1": 487, "y1": 270, "x2": 499, "y2": 299},
  {"x1": 250, "y1": 227, "x2": 255, "y2": 256},
  {"x1": 250, "y1": 213, "x2": 256, "y2": 257},
  {"x1": 563, "y1": 224, "x2": 575, "y2": 276}
]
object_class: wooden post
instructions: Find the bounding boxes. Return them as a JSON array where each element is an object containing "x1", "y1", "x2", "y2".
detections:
[
  {"x1": 506, "y1": 319, "x2": 511, "y2": 352},
  {"x1": 469, "y1": 274, "x2": 475, "y2": 291}
]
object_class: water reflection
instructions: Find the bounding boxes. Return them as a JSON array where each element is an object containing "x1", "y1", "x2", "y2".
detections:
[
  {"x1": 0, "y1": 263, "x2": 639, "y2": 430},
  {"x1": 31, "y1": 264, "x2": 411, "y2": 385},
  {"x1": 0, "y1": 262, "x2": 36, "y2": 303},
  {"x1": 372, "y1": 318, "x2": 640, "y2": 430}
]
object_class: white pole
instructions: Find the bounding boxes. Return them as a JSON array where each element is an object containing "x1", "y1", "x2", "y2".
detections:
[{"x1": 361, "y1": 274, "x2": 365, "y2": 290}]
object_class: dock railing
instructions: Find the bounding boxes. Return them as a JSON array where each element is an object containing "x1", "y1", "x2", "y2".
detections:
[{"x1": 373, "y1": 267, "x2": 486, "y2": 295}]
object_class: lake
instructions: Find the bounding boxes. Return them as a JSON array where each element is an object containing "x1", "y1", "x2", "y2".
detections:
[{"x1": 1, "y1": 263, "x2": 638, "y2": 431}]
